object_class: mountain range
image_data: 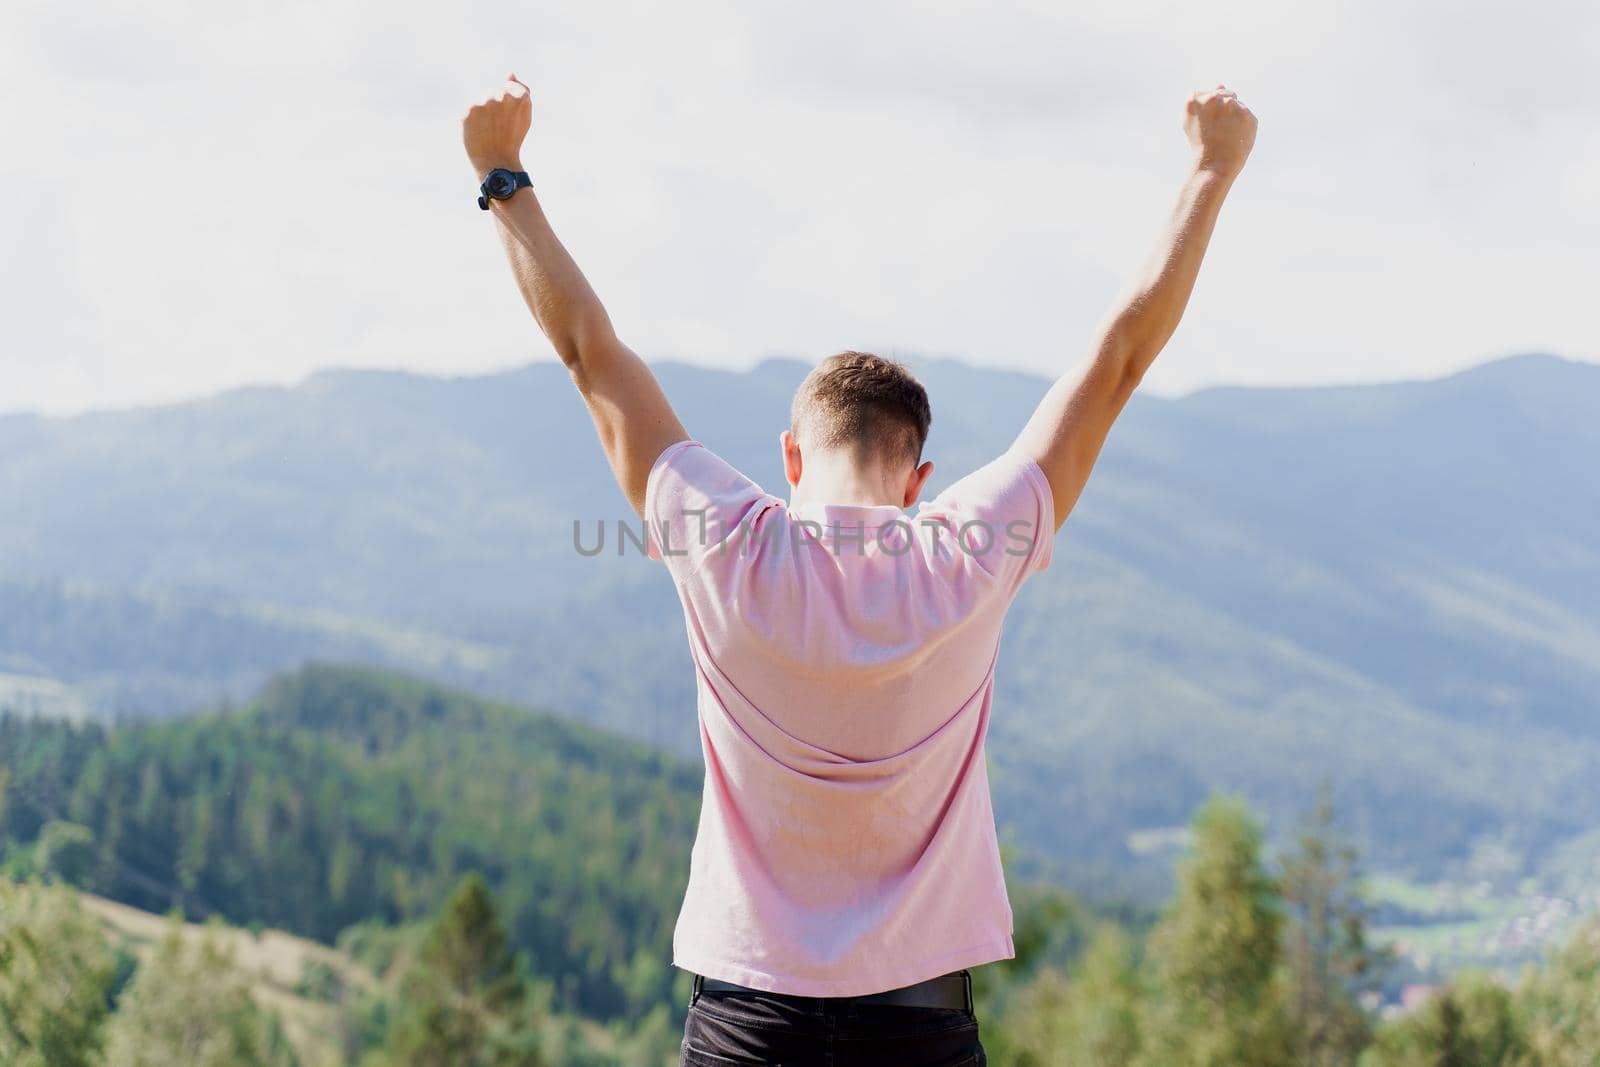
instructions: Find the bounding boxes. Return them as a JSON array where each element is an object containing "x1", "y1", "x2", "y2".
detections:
[{"x1": 3, "y1": 352, "x2": 1597, "y2": 896}]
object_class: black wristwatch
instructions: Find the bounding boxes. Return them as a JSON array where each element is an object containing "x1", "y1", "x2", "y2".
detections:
[{"x1": 477, "y1": 168, "x2": 531, "y2": 210}]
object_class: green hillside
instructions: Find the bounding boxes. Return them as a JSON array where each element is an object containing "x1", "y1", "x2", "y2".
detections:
[{"x1": 0, "y1": 664, "x2": 702, "y2": 1021}]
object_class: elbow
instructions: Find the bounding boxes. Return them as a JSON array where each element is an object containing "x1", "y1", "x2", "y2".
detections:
[
  {"x1": 550, "y1": 315, "x2": 615, "y2": 374},
  {"x1": 1113, "y1": 354, "x2": 1148, "y2": 405},
  {"x1": 1094, "y1": 330, "x2": 1150, "y2": 407},
  {"x1": 550, "y1": 334, "x2": 585, "y2": 372}
]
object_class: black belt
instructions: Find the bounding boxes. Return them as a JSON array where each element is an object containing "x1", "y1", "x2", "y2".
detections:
[{"x1": 694, "y1": 970, "x2": 972, "y2": 1011}]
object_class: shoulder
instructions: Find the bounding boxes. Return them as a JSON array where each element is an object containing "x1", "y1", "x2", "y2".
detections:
[
  {"x1": 915, "y1": 450, "x2": 1056, "y2": 579},
  {"x1": 644, "y1": 441, "x2": 786, "y2": 570}
]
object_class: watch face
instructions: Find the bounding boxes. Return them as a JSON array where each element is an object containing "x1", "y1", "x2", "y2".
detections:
[{"x1": 487, "y1": 169, "x2": 516, "y2": 199}]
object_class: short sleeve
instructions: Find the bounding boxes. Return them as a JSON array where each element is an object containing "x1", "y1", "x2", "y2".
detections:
[
  {"x1": 643, "y1": 440, "x2": 781, "y2": 581},
  {"x1": 915, "y1": 449, "x2": 1056, "y2": 591}
]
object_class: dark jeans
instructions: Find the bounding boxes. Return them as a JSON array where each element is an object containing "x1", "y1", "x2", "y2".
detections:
[{"x1": 680, "y1": 972, "x2": 986, "y2": 1067}]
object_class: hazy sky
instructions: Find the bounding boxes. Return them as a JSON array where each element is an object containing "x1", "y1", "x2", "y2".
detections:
[{"x1": 3, "y1": 0, "x2": 1596, "y2": 414}]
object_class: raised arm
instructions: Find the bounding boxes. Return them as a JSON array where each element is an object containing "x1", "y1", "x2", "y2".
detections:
[
  {"x1": 1014, "y1": 85, "x2": 1257, "y2": 530},
  {"x1": 462, "y1": 75, "x2": 688, "y2": 517}
]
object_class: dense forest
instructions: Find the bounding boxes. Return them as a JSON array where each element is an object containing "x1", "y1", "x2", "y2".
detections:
[
  {"x1": 0, "y1": 665, "x2": 703, "y2": 1020},
  {"x1": 4, "y1": 665, "x2": 1598, "y2": 1065}
]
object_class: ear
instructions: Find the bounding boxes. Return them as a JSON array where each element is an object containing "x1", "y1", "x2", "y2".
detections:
[
  {"x1": 902, "y1": 459, "x2": 934, "y2": 508},
  {"x1": 780, "y1": 430, "x2": 803, "y2": 488}
]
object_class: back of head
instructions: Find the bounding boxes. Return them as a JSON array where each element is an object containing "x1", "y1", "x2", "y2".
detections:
[{"x1": 790, "y1": 351, "x2": 932, "y2": 471}]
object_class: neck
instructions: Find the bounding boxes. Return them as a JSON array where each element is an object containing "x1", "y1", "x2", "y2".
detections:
[{"x1": 791, "y1": 449, "x2": 904, "y2": 508}]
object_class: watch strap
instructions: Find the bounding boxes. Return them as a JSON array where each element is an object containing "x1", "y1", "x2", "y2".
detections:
[{"x1": 477, "y1": 170, "x2": 532, "y2": 210}]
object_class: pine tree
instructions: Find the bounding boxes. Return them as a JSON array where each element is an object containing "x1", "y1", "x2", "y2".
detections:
[
  {"x1": 385, "y1": 874, "x2": 543, "y2": 1067},
  {"x1": 1282, "y1": 785, "x2": 1386, "y2": 1066},
  {"x1": 0, "y1": 882, "x2": 117, "y2": 1067},
  {"x1": 1360, "y1": 972, "x2": 1522, "y2": 1067},
  {"x1": 1514, "y1": 914, "x2": 1600, "y2": 1067},
  {"x1": 102, "y1": 917, "x2": 298, "y2": 1067},
  {"x1": 992, "y1": 966, "x2": 1074, "y2": 1067},
  {"x1": 998, "y1": 921, "x2": 1139, "y2": 1067},
  {"x1": 1138, "y1": 796, "x2": 1293, "y2": 1067}
]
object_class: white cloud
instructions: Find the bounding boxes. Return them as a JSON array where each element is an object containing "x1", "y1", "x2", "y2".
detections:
[{"x1": 1, "y1": 0, "x2": 1595, "y2": 413}]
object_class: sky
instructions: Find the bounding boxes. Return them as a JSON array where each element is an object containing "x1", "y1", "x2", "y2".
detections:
[{"x1": 2, "y1": 0, "x2": 1597, "y2": 415}]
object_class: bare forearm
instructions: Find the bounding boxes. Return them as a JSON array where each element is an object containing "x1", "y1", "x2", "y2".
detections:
[
  {"x1": 1097, "y1": 162, "x2": 1238, "y2": 384},
  {"x1": 483, "y1": 172, "x2": 614, "y2": 368},
  {"x1": 463, "y1": 76, "x2": 689, "y2": 515},
  {"x1": 1014, "y1": 85, "x2": 1255, "y2": 529}
]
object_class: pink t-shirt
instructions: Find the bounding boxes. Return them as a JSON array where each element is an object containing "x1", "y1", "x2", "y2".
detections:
[{"x1": 645, "y1": 440, "x2": 1054, "y2": 996}]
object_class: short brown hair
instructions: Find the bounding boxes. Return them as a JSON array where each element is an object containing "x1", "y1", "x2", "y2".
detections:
[{"x1": 790, "y1": 351, "x2": 932, "y2": 468}]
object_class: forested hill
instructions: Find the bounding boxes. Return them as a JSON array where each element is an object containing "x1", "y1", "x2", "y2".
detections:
[
  {"x1": 0, "y1": 664, "x2": 703, "y2": 1020},
  {"x1": 2, "y1": 353, "x2": 1598, "y2": 893},
  {"x1": 6, "y1": 678, "x2": 1598, "y2": 1066}
]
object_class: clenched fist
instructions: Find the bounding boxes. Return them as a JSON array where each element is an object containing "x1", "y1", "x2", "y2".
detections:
[
  {"x1": 463, "y1": 74, "x2": 532, "y2": 177},
  {"x1": 1185, "y1": 84, "x2": 1257, "y2": 177}
]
